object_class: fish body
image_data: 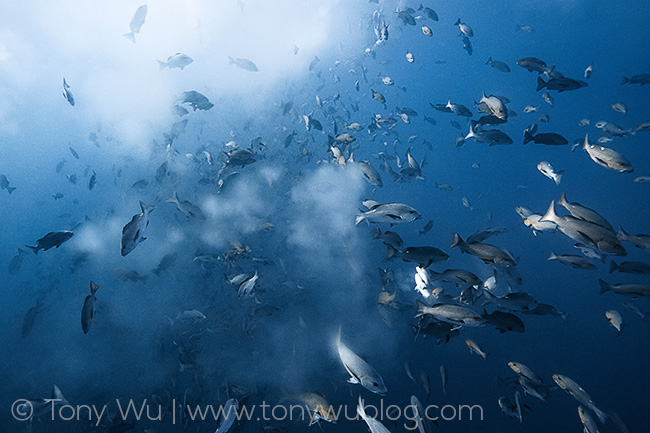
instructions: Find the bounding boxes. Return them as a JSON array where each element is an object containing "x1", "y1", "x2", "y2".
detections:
[
  {"x1": 552, "y1": 374, "x2": 607, "y2": 423},
  {"x1": 228, "y1": 56, "x2": 258, "y2": 72},
  {"x1": 120, "y1": 201, "x2": 155, "y2": 256},
  {"x1": 599, "y1": 279, "x2": 650, "y2": 297},
  {"x1": 158, "y1": 53, "x2": 193, "y2": 70},
  {"x1": 537, "y1": 161, "x2": 563, "y2": 184},
  {"x1": 450, "y1": 233, "x2": 516, "y2": 267},
  {"x1": 124, "y1": 5, "x2": 147, "y2": 43},
  {"x1": 337, "y1": 332, "x2": 387, "y2": 394},
  {"x1": 416, "y1": 301, "x2": 484, "y2": 327},
  {"x1": 465, "y1": 338, "x2": 489, "y2": 359},
  {"x1": 356, "y1": 203, "x2": 421, "y2": 225},
  {"x1": 26, "y1": 231, "x2": 74, "y2": 254},
  {"x1": 167, "y1": 191, "x2": 205, "y2": 219},
  {"x1": 81, "y1": 281, "x2": 99, "y2": 334},
  {"x1": 0, "y1": 174, "x2": 16, "y2": 194},
  {"x1": 62, "y1": 78, "x2": 75, "y2": 106},
  {"x1": 537, "y1": 76, "x2": 588, "y2": 92},
  {"x1": 582, "y1": 135, "x2": 633, "y2": 173}
]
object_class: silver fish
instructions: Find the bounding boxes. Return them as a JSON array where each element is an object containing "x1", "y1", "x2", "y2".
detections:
[
  {"x1": 124, "y1": 5, "x2": 147, "y2": 43},
  {"x1": 337, "y1": 331, "x2": 387, "y2": 394},
  {"x1": 81, "y1": 281, "x2": 99, "y2": 334}
]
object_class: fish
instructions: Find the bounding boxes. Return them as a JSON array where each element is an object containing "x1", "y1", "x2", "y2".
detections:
[
  {"x1": 418, "y1": 5, "x2": 438, "y2": 21},
  {"x1": 120, "y1": 201, "x2": 155, "y2": 256},
  {"x1": 26, "y1": 231, "x2": 74, "y2": 254},
  {"x1": 617, "y1": 227, "x2": 650, "y2": 252},
  {"x1": 62, "y1": 78, "x2": 75, "y2": 106},
  {"x1": 419, "y1": 220, "x2": 433, "y2": 235},
  {"x1": 336, "y1": 331, "x2": 387, "y2": 394},
  {"x1": 465, "y1": 338, "x2": 489, "y2": 359},
  {"x1": 621, "y1": 73, "x2": 650, "y2": 86},
  {"x1": 152, "y1": 252, "x2": 178, "y2": 277},
  {"x1": 548, "y1": 252, "x2": 597, "y2": 270},
  {"x1": 557, "y1": 191, "x2": 614, "y2": 231},
  {"x1": 21, "y1": 299, "x2": 44, "y2": 337},
  {"x1": 595, "y1": 121, "x2": 634, "y2": 137},
  {"x1": 486, "y1": 57, "x2": 511, "y2": 72},
  {"x1": 396, "y1": 10, "x2": 416, "y2": 26},
  {"x1": 622, "y1": 302, "x2": 647, "y2": 319},
  {"x1": 228, "y1": 56, "x2": 258, "y2": 72},
  {"x1": 517, "y1": 57, "x2": 549, "y2": 74},
  {"x1": 299, "y1": 392, "x2": 337, "y2": 425},
  {"x1": 461, "y1": 36, "x2": 473, "y2": 55},
  {"x1": 357, "y1": 162, "x2": 383, "y2": 187},
  {"x1": 552, "y1": 374, "x2": 608, "y2": 423},
  {"x1": 582, "y1": 134, "x2": 633, "y2": 173},
  {"x1": 524, "y1": 130, "x2": 568, "y2": 145},
  {"x1": 158, "y1": 53, "x2": 193, "y2": 70},
  {"x1": 357, "y1": 396, "x2": 390, "y2": 433},
  {"x1": 0, "y1": 174, "x2": 16, "y2": 194},
  {"x1": 212, "y1": 399, "x2": 239, "y2": 433},
  {"x1": 8, "y1": 248, "x2": 28, "y2": 275},
  {"x1": 440, "y1": 365, "x2": 447, "y2": 395},
  {"x1": 483, "y1": 290, "x2": 538, "y2": 312},
  {"x1": 606, "y1": 310, "x2": 623, "y2": 332},
  {"x1": 81, "y1": 281, "x2": 99, "y2": 334},
  {"x1": 450, "y1": 233, "x2": 517, "y2": 267},
  {"x1": 238, "y1": 270, "x2": 259, "y2": 299},
  {"x1": 540, "y1": 201, "x2": 626, "y2": 256},
  {"x1": 401, "y1": 246, "x2": 449, "y2": 268},
  {"x1": 416, "y1": 301, "x2": 485, "y2": 327},
  {"x1": 421, "y1": 26, "x2": 433, "y2": 36},
  {"x1": 181, "y1": 91, "x2": 214, "y2": 111},
  {"x1": 406, "y1": 51, "x2": 414, "y2": 63},
  {"x1": 537, "y1": 76, "x2": 588, "y2": 92},
  {"x1": 355, "y1": 202, "x2": 421, "y2": 225},
  {"x1": 612, "y1": 102, "x2": 627, "y2": 116},
  {"x1": 578, "y1": 406, "x2": 600, "y2": 433},
  {"x1": 14, "y1": 386, "x2": 69, "y2": 420},
  {"x1": 114, "y1": 267, "x2": 148, "y2": 283},
  {"x1": 537, "y1": 161, "x2": 563, "y2": 185},
  {"x1": 167, "y1": 191, "x2": 206, "y2": 219},
  {"x1": 508, "y1": 362, "x2": 543, "y2": 384},
  {"x1": 123, "y1": 5, "x2": 147, "y2": 43},
  {"x1": 584, "y1": 63, "x2": 594, "y2": 79},
  {"x1": 599, "y1": 279, "x2": 650, "y2": 297},
  {"x1": 454, "y1": 18, "x2": 473, "y2": 37},
  {"x1": 88, "y1": 171, "x2": 97, "y2": 190},
  {"x1": 609, "y1": 260, "x2": 650, "y2": 275},
  {"x1": 479, "y1": 93, "x2": 508, "y2": 120}
]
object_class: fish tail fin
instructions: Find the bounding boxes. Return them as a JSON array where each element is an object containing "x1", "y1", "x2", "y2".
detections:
[
  {"x1": 548, "y1": 251, "x2": 558, "y2": 261},
  {"x1": 166, "y1": 191, "x2": 179, "y2": 205},
  {"x1": 7, "y1": 186, "x2": 16, "y2": 194},
  {"x1": 557, "y1": 191, "x2": 568, "y2": 208},
  {"x1": 536, "y1": 76, "x2": 546, "y2": 91},
  {"x1": 523, "y1": 129, "x2": 534, "y2": 144},
  {"x1": 594, "y1": 407, "x2": 608, "y2": 424},
  {"x1": 25, "y1": 245, "x2": 39, "y2": 255},
  {"x1": 228, "y1": 56, "x2": 235, "y2": 64},
  {"x1": 454, "y1": 18, "x2": 461, "y2": 25},
  {"x1": 616, "y1": 226, "x2": 628, "y2": 240},
  {"x1": 554, "y1": 170, "x2": 564, "y2": 185},
  {"x1": 140, "y1": 200, "x2": 155, "y2": 214},
  {"x1": 621, "y1": 76, "x2": 629, "y2": 85},
  {"x1": 599, "y1": 279, "x2": 612, "y2": 294},
  {"x1": 52, "y1": 385, "x2": 69, "y2": 406},
  {"x1": 372, "y1": 226, "x2": 382, "y2": 239},
  {"x1": 90, "y1": 281, "x2": 99, "y2": 295},
  {"x1": 386, "y1": 244, "x2": 399, "y2": 260},
  {"x1": 465, "y1": 121, "x2": 476, "y2": 140},
  {"x1": 486, "y1": 57, "x2": 492, "y2": 65},
  {"x1": 157, "y1": 60, "x2": 166, "y2": 70},
  {"x1": 450, "y1": 233, "x2": 466, "y2": 250},
  {"x1": 540, "y1": 200, "x2": 558, "y2": 224},
  {"x1": 123, "y1": 32, "x2": 136, "y2": 43},
  {"x1": 415, "y1": 300, "x2": 428, "y2": 318},
  {"x1": 355, "y1": 213, "x2": 366, "y2": 225},
  {"x1": 609, "y1": 261, "x2": 618, "y2": 274}
]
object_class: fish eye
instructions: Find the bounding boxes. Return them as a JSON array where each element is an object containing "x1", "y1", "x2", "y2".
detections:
[{"x1": 373, "y1": 382, "x2": 379, "y2": 387}]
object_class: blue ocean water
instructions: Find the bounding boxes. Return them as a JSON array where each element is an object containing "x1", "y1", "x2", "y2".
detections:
[{"x1": 1, "y1": 1, "x2": 649, "y2": 432}]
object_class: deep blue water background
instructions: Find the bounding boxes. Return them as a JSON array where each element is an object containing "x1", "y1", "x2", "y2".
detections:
[{"x1": 1, "y1": 1, "x2": 649, "y2": 432}]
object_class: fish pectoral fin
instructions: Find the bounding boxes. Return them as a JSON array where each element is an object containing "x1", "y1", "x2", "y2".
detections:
[
  {"x1": 347, "y1": 376, "x2": 360, "y2": 384},
  {"x1": 576, "y1": 230, "x2": 597, "y2": 246},
  {"x1": 386, "y1": 214, "x2": 402, "y2": 220}
]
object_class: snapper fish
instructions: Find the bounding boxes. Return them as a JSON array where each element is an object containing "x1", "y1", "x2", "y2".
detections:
[
  {"x1": 158, "y1": 53, "x2": 193, "y2": 70},
  {"x1": 123, "y1": 5, "x2": 147, "y2": 43},
  {"x1": 228, "y1": 56, "x2": 258, "y2": 72},
  {"x1": 120, "y1": 201, "x2": 155, "y2": 256},
  {"x1": 336, "y1": 330, "x2": 387, "y2": 394},
  {"x1": 81, "y1": 281, "x2": 99, "y2": 334},
  {"x1": 26, "y1": 231, "x2": 74, "y2": 255}
]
